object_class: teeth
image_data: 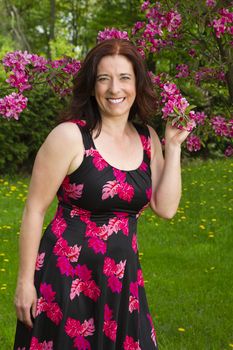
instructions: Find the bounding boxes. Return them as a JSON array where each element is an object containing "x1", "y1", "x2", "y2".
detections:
[{"x1": 107, "y1": 98, "x2": 124, "y2": 104}]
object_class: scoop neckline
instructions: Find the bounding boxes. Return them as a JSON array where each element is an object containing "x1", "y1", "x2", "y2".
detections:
[{"x1": 89, "y1": 122, "x2": 145, "y2": 173}]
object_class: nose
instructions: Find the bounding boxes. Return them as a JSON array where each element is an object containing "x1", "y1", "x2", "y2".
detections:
[{"x1": 108, "y1": 78, "x2": 121, "y2": 94}]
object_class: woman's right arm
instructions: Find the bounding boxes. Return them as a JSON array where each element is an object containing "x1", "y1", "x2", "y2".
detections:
[{"x1": 14, "y1": 121, "x2": 82, "y2": 328}]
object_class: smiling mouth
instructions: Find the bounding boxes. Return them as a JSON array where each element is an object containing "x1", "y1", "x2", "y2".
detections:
[{"x1": 107, "y1": 97, "x2": 125, "y2": 104}]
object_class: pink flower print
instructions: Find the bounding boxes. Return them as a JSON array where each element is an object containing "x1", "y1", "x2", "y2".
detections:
[
  {"x1": 36, "y1": 283, "x2": 63, "y2": 325},
  {"x1": 35, "y1": 252, "x2": 45, "y2": 271},
  {"x1": 139, "y1": 161, "x2": 148, "y2": 171},
  {"x1": 65, "y1": 317, "x2": 95, "y2": 350},
  {"x1": 62, "y1": 177, "x2": 84, "y2": 200},
  {"x1": 140, "y1": 135, "x2": 151, "y2": 159},
  {"x1": 53, "y1": 237, "x2": 82, "y2": 262},
  {"x1": 88, "y1": 237, "x2": 107, "y2": 254},
  {"x1": 123, "y1": 335, "x2": 141, "y2": 350},
  {"x1": 108, "y1": 215, "x2": 129, "y2": 236},
  {"x1": 85, "y1": 148, "x2": 108, "y2": 170},
  {"x1": 29, "y1": 337, "x2": 53, "y2": 350},
  {"x1": 146, "y1": 187, "x2": 152, "y2": 201},
  {"x1": 129, "y1": 281, "x2": 139, "y2": 313},
  {"x1": 71, "y1": 119, "x2": 86, "y2": 127},
  {"x1": 103, "y1": 304, "x2": 118, "y2": 341},
  {"x1": 102, "y1": 180, "x2": 119, "y2": 200},
  {"x1": 51, "y1": 207, "x2": 67, "y2": 238},
  {"x1": 137, "y1": 269, "x2": 145, "y2": 287},
  {"x1": 113, "y1": 168, "x2": 126, "y2": 182},
  {"x1": 70, "y1": 206, "x2": 91, "y2": 224},
  {"x1": 71, "y1": 264, "x2": 101, "y2": 302},
  {"x1": 117, "y1": 182, "x2": 134, "y2": 202},
  {"x1": 147, "y1": 313, "x2": 158, "y2": 347},
  {"x1": 56, "y1": 256, "x2": 75, "y2": 277},
  {"x1": 132, "y1": 234, "x2": 138, "y2": 253},
  {"x1": 103, "y1": 257, "x2": 126, "y2": 293}
]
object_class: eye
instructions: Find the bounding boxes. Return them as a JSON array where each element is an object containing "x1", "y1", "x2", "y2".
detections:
[
  {"x1": 97, "y1": 76, "x2": 109, "y2": 82},
  {"x1": 121, "y1": 76, "x2": 130, "y2": 80}
]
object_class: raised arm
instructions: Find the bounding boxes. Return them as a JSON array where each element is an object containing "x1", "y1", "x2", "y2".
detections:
[
  {"x1": 148, "y1": 121, "x2": 191, "y2": 219},
  {"x1": 14, "y1": 121, "x2": 83, "y2": 328}
]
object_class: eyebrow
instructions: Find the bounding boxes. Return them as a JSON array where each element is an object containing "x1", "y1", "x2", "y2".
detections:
[{"x1": 96, "y1": 73, "x2": 132, "y2": 78}]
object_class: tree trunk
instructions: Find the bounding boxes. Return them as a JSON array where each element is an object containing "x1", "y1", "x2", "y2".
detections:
[
  {"x1": 47, "y1": 0, "x2": 56, "y2": 60},
  {"x1": 226, "y1": 64, "x2": 233, "y2": 105}
]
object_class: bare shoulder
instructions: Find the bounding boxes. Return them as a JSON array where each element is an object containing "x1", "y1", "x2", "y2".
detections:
[{"x1": 45, "y1": 121, "x2": 82, "y2": 146}]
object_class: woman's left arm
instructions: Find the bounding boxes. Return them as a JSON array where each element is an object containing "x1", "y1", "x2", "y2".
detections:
[{"x1": 148, "y1": 121, "x2": 191, "y2": 219}]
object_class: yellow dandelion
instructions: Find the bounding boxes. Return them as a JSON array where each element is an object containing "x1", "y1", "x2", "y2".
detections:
[
  {"x1": 178, "y1": 328, "x2": 185, "y2": 332},
  {"x1": 1, "y1": 287, "x2": 7, "y2": 290},
  {"x1": 210, "y1": 267, "x2": 215, "y2": 270},
  {"x1": 10, "y1": 186, "x2": 17, "y2": 191},
  {"x1": 201, "y1": 219, "x2": 206, "y2": 222},
  {"x1": 229, "y1": 208, "x2": 232, "y2": 211},
  {"x1": 3, "y1": 259, "x2": 9, "y2": 262},
  {"x1": 3, "y1": 181, "x2": 9, "y2": 185},
  {"x1": 229, "y1": 344, "x2": 233, "y2": 348},
  {"x1": 211, "y1": 219, "x2": 217, "y2": 222},
  {"x1": 0, "y1": 269, "x2": 6, "y2": 272},
  {"x1": 199, "y1": 225, "x2": 205, "y2": 230},
  {"x1": 181, "y1": 216, "x2": 186, "y2": 220}
]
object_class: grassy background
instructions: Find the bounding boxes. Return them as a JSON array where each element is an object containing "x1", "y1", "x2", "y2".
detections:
[{"x1": 0, "y1": 158, "x2": 233, "y2": 349}]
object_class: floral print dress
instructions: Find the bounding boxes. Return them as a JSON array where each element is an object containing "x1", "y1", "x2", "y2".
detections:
[{"x1": 13, "y1": 119, "x2": 159, "y2": 350}]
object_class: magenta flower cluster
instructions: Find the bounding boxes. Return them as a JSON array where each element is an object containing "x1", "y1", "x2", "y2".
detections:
[
  {"x1": 211, "y1": 116, "x2": 233, "y2": 137},
  {"x1": 97, "y1": 28, "x2": 129, "y2": 42},
  {"x1": 0, "y1": 93, "x2": 28, "y2": 120},
  {"x1": 0, "y1": 51, "x2": 81, "y2": 119},
  {"x1": 186, "y1": 135, "x2": 201, "y2": 152},
  {"x1": 175, "y1": 64, "x2": 189, "y2": 78},
  {"x1": 132, "y1": 1, "x2": 182, "y2": 55},
  {"x1": 211, "y1": 8, "x2": 233, "y2": 40}
]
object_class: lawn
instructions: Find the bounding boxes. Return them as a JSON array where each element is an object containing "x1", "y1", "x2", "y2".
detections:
[{"x1": 0, "y1": 158, "x2": 233, "y2": 349}]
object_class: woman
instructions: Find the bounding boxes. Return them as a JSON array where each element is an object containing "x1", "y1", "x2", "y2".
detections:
[{"x1": 13, "y1": 38, "x2": 191, "y2": 349}]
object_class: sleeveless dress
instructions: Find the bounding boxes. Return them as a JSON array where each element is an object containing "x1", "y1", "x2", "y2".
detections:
[{"x1": 13, "y1": 119, "x2": 159, "y2": 350}]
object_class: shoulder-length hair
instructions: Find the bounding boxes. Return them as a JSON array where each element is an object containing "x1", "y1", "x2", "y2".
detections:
[{"x1": 59, "y1": 39, "x2": 157, "y2": 135}]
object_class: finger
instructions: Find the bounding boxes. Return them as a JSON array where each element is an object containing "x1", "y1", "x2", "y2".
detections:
[
  {"x1": 22, "y1": 307, "x2": 34, "y2": 328},
  {"x1": 31, "y1": 298, "x2": 37, "y2": 319}
]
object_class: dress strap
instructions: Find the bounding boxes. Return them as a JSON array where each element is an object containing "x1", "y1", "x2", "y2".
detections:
[
  {"x1": 132, "y1": 121, "x2": 151, "y2": 162},
  {"x1": 70, "y1": 119, "x2": 93, "y2": 150}
]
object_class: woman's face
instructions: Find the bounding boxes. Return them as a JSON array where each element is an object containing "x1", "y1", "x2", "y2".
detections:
[{"x1": 94, "y1": 55, "x2": 136, "y2": 120}]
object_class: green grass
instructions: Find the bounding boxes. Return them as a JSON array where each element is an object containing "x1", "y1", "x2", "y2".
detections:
[{"x1": 0, "y1": 158, "x2": 233, "y2": 349}]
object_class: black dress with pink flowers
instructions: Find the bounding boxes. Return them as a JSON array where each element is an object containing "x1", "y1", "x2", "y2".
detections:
[{"x1": 13, "y1": 119, "x2": 159, "y2": 350}]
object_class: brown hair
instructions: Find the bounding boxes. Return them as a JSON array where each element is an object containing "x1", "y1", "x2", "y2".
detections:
[{"x1": 59, "y1": 39, "x2": 157, "y2": 134}]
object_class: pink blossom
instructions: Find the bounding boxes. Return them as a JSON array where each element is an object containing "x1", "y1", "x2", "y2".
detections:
[
  {"x1": 141, "y1": 1, "x2": 150, "y2": 11},
  {"x1": 211, "y1": 116, "x2": 229, "y2": 136},
  {"x1": 206, "y1": 0, "x2": 216, "y2": 7},
  {"x1": 175, "y1": 64, "x2": 189, "y2": 78},
  {"x1": 6, "y1": 71, "x2": 31, "y2": 92},
  {"x1": 132, "y1": 21, "x2": 146, "y2": 35},
  {"x1": 0, "y1": 92, "x2": 28, "y2": 120},
  {"x1": 166, "y1": 11, "x2": 182, "y2": 33},
  {"x1": 189, "y1": 111, "x2": 208, "y2": 125},
  {"x1": 224, "y1": 145, "x2": 233, "y2": 157},
  {"x1": 188, "y1": 48, "x2": 196, "y2": 57},
  {"x1": 186, "y1": 134, "x2": 201, "y2": 152},
  {"x1": 2, "y1": 50, "x2": 32, "y2": 72},
  {"x1": 97, "y1": 28, "x2": 129, "y2": 42}
]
